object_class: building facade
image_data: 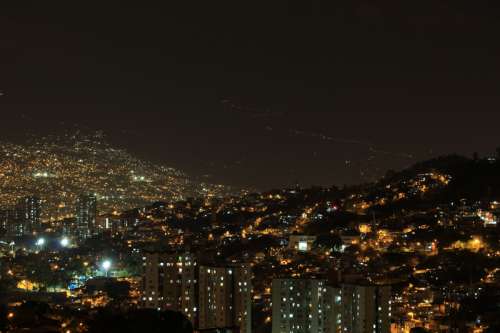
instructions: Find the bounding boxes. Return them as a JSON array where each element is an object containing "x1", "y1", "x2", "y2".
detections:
[
  {"x1": 142, "y1": 252, "x2": 198, "y2": 323},
  {"x1": 142, "y1": 255, "x2": 252, "y2": 333},
  {"x1": 288, "y1": 235, "x2": 317, "y2": 252},
  {"x1": 198, "y1": 264, "x2": 252, "y2": 333},
  {"x1": 0, "y1": 208, "x2": 21, "y2": 237},
  {"x1": 75, "y1": 194, "x2": 97, "y2": 241},
  {"x1": 341, "y1": 285, "x2": 391, "y2": 333},
  {"x1": 16, "y1": 196, "x2": 42, "y2": 236},
  {"x1": 272, "y1": 279, "x2": 341, "y2": 333},
  {"x1": 272, "y1": 279, "x2": 390, "y2": 333}
]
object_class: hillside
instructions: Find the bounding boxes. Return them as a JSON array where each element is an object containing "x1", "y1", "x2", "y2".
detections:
[
  {"x1": 351, "y1": 153, "x2": 500, "y2": 217},
  {"x1": 0, "y1": 132, "x2": 230, "y2": 220},
  {"x1": 382, "y1": 154, "x2": 500, "y2": 201}
]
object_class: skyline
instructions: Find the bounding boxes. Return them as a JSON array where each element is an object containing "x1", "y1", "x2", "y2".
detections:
[{"x1": 2, "y1": 3, "x2": 500, "y2": 332}]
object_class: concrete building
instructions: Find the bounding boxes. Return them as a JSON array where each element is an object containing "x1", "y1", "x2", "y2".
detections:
[
  {"x1": 17, "y1": 196, "x2": 42, "y2": 235},
  {"x1": 288, "y1": 235, "x2": 317, "y2": 252},
  {"x1": 75, "y1": 194, "x2": 97, "y2": 241},
  {"x1": 142, "y1": 254, "x2": 251, "y2": 332},
  {"x1": 272, "y1": 279, "x2": 391, "y2": 333},
  {"x1": 142, "y1": 252, "x2": 198, "y2": 322},
  {"x1": 341, "y1": 285, "x2": 391, "y2": 333},
  {"x1": 0, "y1": 208, "x2": 21, "y2": 237},
  {"x1": 272, "y1": 279, "x2": 342, "y2": 333},
  {"x1": 198, "y1": 264, "x2": 252, "y2": 333}
]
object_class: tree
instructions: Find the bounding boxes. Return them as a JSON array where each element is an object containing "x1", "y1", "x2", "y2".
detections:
[
  {"x1": 410, "y1": 328, "x2": 430, "y2": 333},
  {"x1": 104, "y1": 280, "x2": 130, "y2": 301},
  {"x1": 314, "y1": 234, "x2": 342, "y2": 251},
  {"x1": 0, "y1": 304, "x2": 8, "y2": 332},
  {"x1": 0, "y1": 276, "x2": 18, "y2": 293},
  {"x1": 10, "y1": 302, "x2": 53, "y2": 330},
  {"x1": 25, "y1": 261, "x2": 53, "y2": 291},
  {"x1": 88, "y1": 309, "x2": 193, "y2": 333}
]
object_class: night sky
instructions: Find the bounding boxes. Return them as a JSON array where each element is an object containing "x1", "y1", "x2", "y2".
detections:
[{"x1": 1, "y1": 1, "x2": 500, "y2": 189}]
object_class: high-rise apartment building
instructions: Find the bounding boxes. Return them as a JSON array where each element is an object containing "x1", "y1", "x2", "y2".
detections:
[
  {"x1": 143, "y1": 256, "x2": 252, "y2": 333},
  {"x1": 142, "y1": 252, "x2": 198, "y2": 322},
  {"x1": 341, "y1": 284, "x2": 391, "y2": 333},
  {"x1": 0, "y1": 208, "x2": 20, "y2": 237},
  {"x1": 272, "y1": 279, "x2": 390, "y2": 333},
  {"x1": 17, "y1": 196, "x2": 42, "y2": 235},
  {"x1": 272, "y1": 279, "x2": 342, "y2": 333},
  {"x1": 75, "y1": 194, "x2": 97, "y2": 241},
  {"x1": 198, "y1": 264, "x2": 252, "y2": 333}
]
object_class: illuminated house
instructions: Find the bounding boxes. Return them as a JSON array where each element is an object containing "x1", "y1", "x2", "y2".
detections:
[{"x1": 288, "y1": 235, "x2": 317, "y2": 252}]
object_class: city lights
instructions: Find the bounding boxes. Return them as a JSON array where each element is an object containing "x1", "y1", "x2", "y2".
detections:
[{"x1": 1, "y1": 2, "x2": 499, "y2": 333}]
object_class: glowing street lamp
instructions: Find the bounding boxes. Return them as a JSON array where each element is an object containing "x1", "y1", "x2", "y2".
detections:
[
  {"x1": 60, "y1": 237, "x2": 70, "y2": 247},
  {"x1": 101, "y1": 260, "x2": 112, "y2": 277},
  {"x1": 35, "y1": 237, "x2": 46, "y2": 253}
]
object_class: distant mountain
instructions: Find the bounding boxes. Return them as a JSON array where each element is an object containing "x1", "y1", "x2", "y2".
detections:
[
  {"x1": 0, "y1": 131, "x2": 234, "y2": 220},
  {"x1": 377, "y1": 154, "x2": 500, "y2": 204}
]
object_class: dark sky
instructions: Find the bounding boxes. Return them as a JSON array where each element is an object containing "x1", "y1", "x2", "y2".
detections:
[{"x1": 1, "y1": 1, "x2": 500, "y2": 189}]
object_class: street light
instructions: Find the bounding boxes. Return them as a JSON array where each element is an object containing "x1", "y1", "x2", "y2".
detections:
[
  {"x1": 101, "y1": 260, "x2": 112, "y2": 277},
  {"x1": 36, "y1": 238, "x2": 45, "y2": 247},
  {"x1": 60, "y1": 237, "x2": 70, "y2": 247}
]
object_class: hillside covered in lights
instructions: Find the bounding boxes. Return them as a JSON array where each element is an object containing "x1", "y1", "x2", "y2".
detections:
[{"x1": 0, "y1": 132, "x2": 231, "y2": 220}]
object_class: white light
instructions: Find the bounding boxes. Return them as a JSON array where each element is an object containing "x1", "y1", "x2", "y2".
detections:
[
  {"x1": 102, "y1": 260, "x2": 112, "y2": 271},
  {"x1": 36, "y1": 238, "x2": 45, "y2": 246},
  {"x1": 298, "y1": 241, "x2": 308, "y2": 252},
  {"x1": 60, "y1": 237, "x2": 70, "y2": 247}
]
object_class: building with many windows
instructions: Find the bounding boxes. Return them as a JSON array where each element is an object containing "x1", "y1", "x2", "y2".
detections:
[
  {"x1": 272, "y1": 279, "x2": 342, "y2": 333},
  {"x1": 142, "y1": 255, "x2": 252, "y2": 333},
  {"x1": 75, "y1": 194, "x2": 97, "y2": 241},
  {"x1": 272, "y1": 279, "x2": 390, "y2": 333},
  {"x1": 341, "y1": 284, "x2": 391, "y2": 333},
  {"x1": 17, "y1": 196, "x2": 42, "y2": 236},
  {"x1": 142, "y1": 252, "x2": 198, "y2": 321},
  {"x1": 198, "y1": 264, "x2": 252, "y2": 333},
  {"x1": 0, "y1": 208, "x2": 20, "y2": 237}
]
